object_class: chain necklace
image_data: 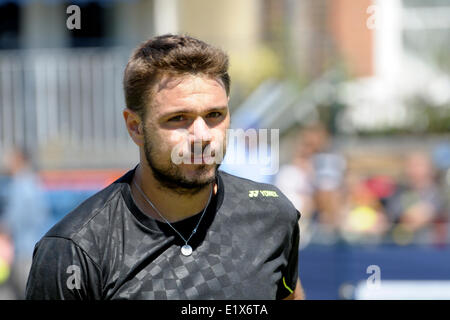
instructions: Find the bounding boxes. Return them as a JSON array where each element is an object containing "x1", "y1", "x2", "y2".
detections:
[{"x1": 132, "y1": 178, "x2": 213, "y2": 256}]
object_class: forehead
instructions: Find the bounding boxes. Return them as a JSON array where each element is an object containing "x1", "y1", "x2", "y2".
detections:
[{"x1": 150, "y1": 74, "x2": 228, "y2": 115}]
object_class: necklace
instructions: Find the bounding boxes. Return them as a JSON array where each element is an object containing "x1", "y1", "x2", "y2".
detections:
[{"x1": 132, "y1": 178, "x2": 213, "y2": 256}]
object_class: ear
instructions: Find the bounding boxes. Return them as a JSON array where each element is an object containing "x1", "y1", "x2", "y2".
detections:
[{"x1": 123, "y1": 108, "x2": 144, "y2": 147}]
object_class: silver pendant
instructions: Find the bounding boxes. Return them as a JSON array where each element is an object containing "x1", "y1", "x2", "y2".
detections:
[{"x1": 181, "y1": 244, "x2": 193, "y2": 256}]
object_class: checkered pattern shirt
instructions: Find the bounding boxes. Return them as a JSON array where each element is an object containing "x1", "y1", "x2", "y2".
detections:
[{"x1": 26, "y1": 168, "x2": 300, "y2": 300}]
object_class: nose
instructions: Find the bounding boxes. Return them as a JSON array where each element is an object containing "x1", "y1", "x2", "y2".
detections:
[{"x1": 191, "y1": 116, "x2": 213, "y2": 145}]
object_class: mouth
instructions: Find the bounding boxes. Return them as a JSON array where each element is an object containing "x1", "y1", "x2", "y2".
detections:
[
  {"x1": 190, "y1": 154, "x2": 214, "y2": 164},
  {"x1": 188, "y1": 148, "x2": 216, "y2": 164}
]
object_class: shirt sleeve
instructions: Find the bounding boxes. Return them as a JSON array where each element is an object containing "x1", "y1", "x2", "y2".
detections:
[
  {"x1": 276, "y1": 210, "x2": 300, "y2": 299},
  {"x1": 25, "y1": 236, "x2": 102, "y2": 300}
]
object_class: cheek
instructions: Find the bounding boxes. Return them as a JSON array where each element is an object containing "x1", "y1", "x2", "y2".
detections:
[
  {"x1": 212, "y1": 115, "x2": 229, "y2": 142},
  {"x1": 210, "y1": 128, "x2": 227, "y2": 149},
  {"x1": 145, "y1": 127, "x2": 175, "y2": 156},
  {"x1": 166, "y1": 129, "x2": 191, "y2": 156},
  {"x1": 168, "y1": 129, "x2": 189, "y2": 144}
]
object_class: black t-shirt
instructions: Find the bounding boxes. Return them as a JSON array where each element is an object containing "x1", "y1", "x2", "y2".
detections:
[{"x1": 26, "y1": 168, "x2": 301, "y2": 300}]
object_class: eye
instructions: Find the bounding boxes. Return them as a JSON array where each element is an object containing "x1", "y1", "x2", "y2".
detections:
[
  {"x1": 168, "y1": 115, "x2": 186, "y2": 122},
  {"x1": 206, "y1": 111, "x2": 222, "y2": 118}
]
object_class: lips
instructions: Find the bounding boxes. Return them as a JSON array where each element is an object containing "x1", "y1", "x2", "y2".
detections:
[
  {"x1": 190, "y1": 155, "x2": 214, "y2": 164},
  {"x1": 187, "y1": 146, "x2": 216, "y2": 164}
]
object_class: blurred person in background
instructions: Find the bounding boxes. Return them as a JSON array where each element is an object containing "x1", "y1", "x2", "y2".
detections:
[
  {"x1": 339, "y1": 172, "x2": 390, "y2": 243},
  {"x1": 386, "y1": 151, "x2": 446, "y2": 244},
  {"x1": 0, "y1": 170, "x2": 12, "y2": 298},
  {"x1": 0, "y1": 225, "x2": 14, "y2": 299},
  {"x1": 275, "y1": 122, "x2": 346, "y2": 245},
  {"x1": 431, "y1": 143, "x2": 450, "y2": 244},
  {"x1": 313, "y1": 151, "x2": 346, "y2": 229},
  {"x1": 0, "y1": 147, "x2": 50, "y2": 299},
  {"x1": 275, "y1": 125, "x2": 318, "y2": 247}
]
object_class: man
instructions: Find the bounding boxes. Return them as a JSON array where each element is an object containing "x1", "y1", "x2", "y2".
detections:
[
  {"x1": 26, "y1": 34, "x2": 304, "y2": 300},
  {"x1": 1, "y1": 147, "x2": 50, "y2": 299}
]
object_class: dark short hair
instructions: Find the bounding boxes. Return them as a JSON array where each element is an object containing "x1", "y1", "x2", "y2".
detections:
[{"x1": 123, "y1": 34, "x2": 231, "y2": 119}]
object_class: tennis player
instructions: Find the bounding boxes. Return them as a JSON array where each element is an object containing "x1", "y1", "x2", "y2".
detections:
[{"x1": 26, "y1": 34, "x2": 304, "y2": 300}]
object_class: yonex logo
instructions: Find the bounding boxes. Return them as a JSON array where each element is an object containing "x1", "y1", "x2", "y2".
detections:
[
  {"x1": 249, "y1": 190, "x2": 259, "y2": 198},
  {"x1": 248, "y1": 190, "x2": 279, "y2": 198}
]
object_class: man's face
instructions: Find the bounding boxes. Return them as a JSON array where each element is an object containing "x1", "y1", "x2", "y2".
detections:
[{"x1": 142, "y1": 74, "x2": 230, "y2": 193}]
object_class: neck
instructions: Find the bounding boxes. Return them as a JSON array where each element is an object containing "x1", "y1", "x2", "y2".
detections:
[{"x1": 132, "y1": 163, "x2": 217, "y2": 223}]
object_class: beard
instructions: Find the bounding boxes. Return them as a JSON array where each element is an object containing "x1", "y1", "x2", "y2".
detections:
[{"x1": 143, "y1": 127, "x2": 224, "y2": 195}]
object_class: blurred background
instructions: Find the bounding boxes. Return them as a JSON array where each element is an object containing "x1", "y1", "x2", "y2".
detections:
[{"x1": 0, "y1": 0, "x2": 449, "y2": 299}]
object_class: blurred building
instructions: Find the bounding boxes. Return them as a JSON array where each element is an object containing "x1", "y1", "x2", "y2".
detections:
[
  {"x1": 0, "y1": 0, "x2": 274, "y2": 169},
  {"x1": 1, "y1": 0, "x2": 449, "y2": 170}
]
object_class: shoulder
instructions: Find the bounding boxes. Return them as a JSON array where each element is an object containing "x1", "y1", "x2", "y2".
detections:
[
  {"x1": 44, "y1": 181, "x2": 124, "y2": 239},
  {"x1": 218, "y1": 170, "x2": 301, "y2": 223},
  {"x1": 40, "y1": 171, "x2": 133, "y2": 263}
]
